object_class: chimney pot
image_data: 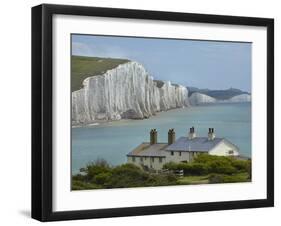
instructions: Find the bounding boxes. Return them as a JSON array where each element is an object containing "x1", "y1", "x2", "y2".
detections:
[
  {"x1": 188, "y1": 127, "x2": 196, "y2": 139},
  {"x1": 208, "y1": 128, "x2": 215, "y2": 140},
  {"x1": 150, "y1": 129, "x2": 158, "y2": 145},
  {"x1": 168, "y1": 128, "x2": 176, "y2": 145}
]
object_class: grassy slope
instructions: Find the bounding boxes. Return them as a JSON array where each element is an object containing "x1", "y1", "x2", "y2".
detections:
[
  {"x1": 71, "y1": 55, "x2": 129, "y2": 92},
  {"x1": 178, "y1": 172, "x2": 249, "y2": 185}
]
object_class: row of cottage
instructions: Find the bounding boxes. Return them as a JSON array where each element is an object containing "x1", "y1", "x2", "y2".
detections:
[{"x1": 127, "y1": 127, "x2": 240, "y2": 171}]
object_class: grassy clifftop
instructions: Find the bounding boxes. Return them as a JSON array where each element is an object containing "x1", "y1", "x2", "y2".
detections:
[{"x1": 71, "y1": 55, "x2": 129, "y2": 92}]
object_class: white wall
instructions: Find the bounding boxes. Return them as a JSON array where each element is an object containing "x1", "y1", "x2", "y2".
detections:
[
  {"x1": 0, "y1": 0, "x2": 279, "y2": 225},
  {"x1": 209, "y1": 140, "x2": 239, "y2": 156},
  {"x1": 127, "y1": 156, "x2": 166, "y2": 170}
]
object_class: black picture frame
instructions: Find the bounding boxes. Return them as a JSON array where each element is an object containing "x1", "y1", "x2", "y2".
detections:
[{"x1": 32, "y1": 3, "x2": 274, "y2": 222}]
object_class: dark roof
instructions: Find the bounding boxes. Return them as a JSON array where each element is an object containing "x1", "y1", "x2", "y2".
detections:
[
  {"x1": 127, "y1": 143, "x2": 168, "y2": 157},
  {"x1": 164, "y1": 137, "x2": 224, "y2": 152}
]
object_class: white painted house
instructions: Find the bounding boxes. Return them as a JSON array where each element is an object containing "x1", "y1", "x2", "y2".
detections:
[{"x1": 127, "y1": 127, "x2": 240, "y2": 171}]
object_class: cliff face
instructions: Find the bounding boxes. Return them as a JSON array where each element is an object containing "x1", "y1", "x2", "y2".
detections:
[
  {"x1": 189, "y1": 92, "x2": 217, "y2": 105},
  {"x1": 189, "y1": 92, "x2": 251, "y2": 105},
  {"x1": 72, "y1": 61, "x2": 189, "y2": 124},
  {"x1": 228, "y1": 94, "x2": 251, "y2": 102}
]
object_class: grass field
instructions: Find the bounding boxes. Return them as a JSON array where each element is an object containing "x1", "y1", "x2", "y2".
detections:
[
  {"x1": 178, "y1": 172, "x2": 249, "y2": 185},
  {"x1": 178, "y1": 175, "x2": 210, "y2": 185},
  {"x1": 71, "y1": 55, "x2": 129, "y2": 92}
]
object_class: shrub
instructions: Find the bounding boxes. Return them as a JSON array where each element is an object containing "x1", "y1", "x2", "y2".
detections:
[
  {"x1": 208, "y1": 173, "x2": 250, "y2": 184},
  {"x1": 163, "y1": 154, "x2": 251, "y2": 176},
  {"x1": 183, "y1": 163, "x2": 209, "y2": 176},
  {"x1": 94, "y1": 172, "x2": 112, "y2": 185},
  {"x1": 209, "y1": 174, "x2": 224, "y2": 183},
  {"x1": 231, "y1": 159, "x2": 250, "y2": 172},
  {"x1": 72, "y1": 180, "x2": 102, "y2": 190},
  {"x1": 207, "y1": 160, "x2": 236, "y2": 175},
  {"x1": 84, "y1": 159, "x2": 111, "y2": 180},
  {"x1": 146, "y1": 173, "x2": 178, "y2": 186},
  {"x1": 106, "y1": 163, "x2": 150, "y2": 188},
  {"x1": 163, "y1": 162, "x2": 178, "y2": 171},
  {"x1": 72, "y1": 173, "x2": 86, "y2": 181}
]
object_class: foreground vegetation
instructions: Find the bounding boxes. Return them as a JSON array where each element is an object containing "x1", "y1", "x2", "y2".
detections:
[
  {"x1": 72, "y1": 159, "x2": 177, "y2": 190},
  {"x1": 71, "y1": 55, "x2": 129, "y2": 91},
  {"x1": 72, "y1": 154, "x2": 251, "y2": 190}
]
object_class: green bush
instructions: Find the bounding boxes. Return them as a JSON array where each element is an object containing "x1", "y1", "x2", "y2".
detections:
[
  {"x1": 163, "y1": 154, "x2": 251, "y2": 176},
  {"x1": 163, "y1": 162, "x2": 179, "y2": 170},
  {"x1": 72, "y1": 180, "x2": 102, "y2": 190},
  {"x1": 72, "y1": 155, "x2": 251, "y2": 190},
  {"x1": 72, "y1": 161, "x2": 179, "y2": 189},
  {"x1": 206, "y1": 160, "x2": 236, "y2": 175},
  {"x1": 182, "y1": 163, "x2": 209, "y2": 176},
  {"x1": 107, "y1": 164, "x2": 151, "y2": 188},
  {"x1": 209, "y1": 174, "x2": 224, "y2": 183},
  {"x1": 146, "y1": 173, "x2": 178, "y2": 186},
  {"x1": 84, "y1": 158, "x2": 111, "y2": 180},
  {"x1": 230, "y1": 159, "x2": 250, "y2": 172},
  {"x1": 209, "y1": 173, "x2": 250, "y2": 184},
  {"x1": 94, "y1": 172, "x2": 112, "y2": 185}
]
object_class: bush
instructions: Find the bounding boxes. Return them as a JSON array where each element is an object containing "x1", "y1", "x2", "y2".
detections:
[
  {"x1": 209, "y1": 173, "x2": 250, "y2": 184},
  {"x1": 206, "y1": 160, "x2": 236, "y2": 175},
  {"x1": 230, "y1": 159, "x2": 250, "y2": 172},
  {"x1": 84, "y1": 158, "x2": 111, "y2": 180},
  {"x1": 163, "y1": 162, "x2": 179, "y2": 171},
  {"x1": 72, "y1": 162, "x2": 179, "y2": 189},
  {"x1": 163, "y1": 154, "x2": 251, "y2": 176},
  {"x1": 106, "y1": 163, "x2": 150, "y2": 188},
  {"x1": 72, "y1": 155, "x2": 252, "y2": 190},
  {"x1": 182, "y1": 163, "x2": 209, "y2": 176},
  {"x1": 72, "y1": 180, "x2": 102, "y2": 190},
  {"x1": 209, "y1": 174, "x2": 224, "y2": 183},
  {"x1": 94, "y1": 172, "x2": 112, "y2": 185},
  {"x1": 146, "y1": 173, "x2": 178, "y2": 186}
]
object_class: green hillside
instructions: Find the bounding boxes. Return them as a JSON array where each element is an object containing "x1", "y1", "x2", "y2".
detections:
[{"x1": 71, "y1": 56, "x2": 129, "y2": 92}]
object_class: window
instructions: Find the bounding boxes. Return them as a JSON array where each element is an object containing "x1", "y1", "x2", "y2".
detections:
[
  {"x1": 179, "y1": 152, "x2": 182, "y2": 156},
  {"x1": 159, "y1": 158, "x2": 162, "y2": 163},
  {"x1": 228, "y1": 150, "x2": 234, "y2": 155},
  {"x1": 171, "y1": 151, "x2": 174, "y2": 156},
  {"x1": 151, "y1": 157, "x2": 154, "y2": 162},
  {"x1": 140, "y1": 157, "x2": 143, "y2": 162},
  {"x1": 132, "y1": 157, "x2": 135, "y2": 162}
]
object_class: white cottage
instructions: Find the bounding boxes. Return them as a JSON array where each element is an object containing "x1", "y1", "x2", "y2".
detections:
[{"x1": 127, "y1": 127, "x2": 240, "y2": 171}]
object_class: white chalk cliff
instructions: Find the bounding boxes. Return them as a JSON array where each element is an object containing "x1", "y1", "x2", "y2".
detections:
[
  {"x1": 228, "y1": 94, "x2": 251, "y2": 102},
  {"x1": 72, "y1": 61, "x2": 189, "y2": 124},
  {"x1": 189, "y1": 92, "x2": 217, "y2": 105},
  {"x1": 189, "y1": 92, "x2": 251, "y2": 105}
]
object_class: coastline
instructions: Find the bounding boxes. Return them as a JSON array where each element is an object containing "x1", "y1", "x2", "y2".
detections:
[
  {"x1": 71, "y1": 102, "x2": 251, "y2": 128},
  {"x1": 71, "y1": 106, "x2": 188, "y2": 128}
]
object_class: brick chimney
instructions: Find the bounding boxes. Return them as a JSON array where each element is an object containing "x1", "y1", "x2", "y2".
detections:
[
  {"x1": 208, "y1": 128, "x2": 215, "y2": 140},
  {"x1": 168, "y1": 129, "x2": 176, "y2": 145},
  {"x1": 188, "y1": 127, "x2": 196, "y2": 140},
  {"x1": 150, "y1": 129, "x2": 158, "y2": 145}
]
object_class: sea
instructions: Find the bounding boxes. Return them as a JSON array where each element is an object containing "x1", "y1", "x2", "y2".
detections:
[{"x1": 72, "y1": 102, "x2": 251, "y2": 174}]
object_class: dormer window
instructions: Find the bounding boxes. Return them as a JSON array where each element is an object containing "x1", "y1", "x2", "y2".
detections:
[{"x1": 228, "y1": 150, "x2": 234, "y2": 155}]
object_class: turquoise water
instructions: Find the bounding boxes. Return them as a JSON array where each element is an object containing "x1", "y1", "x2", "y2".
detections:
[{"x1": 72, "y1": 103, "x2": 251, "y2": 174}]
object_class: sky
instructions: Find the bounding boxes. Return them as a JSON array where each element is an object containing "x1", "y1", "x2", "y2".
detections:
[{"x1": 72, "y1": 34, "x2": 252, "y2": 92}]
